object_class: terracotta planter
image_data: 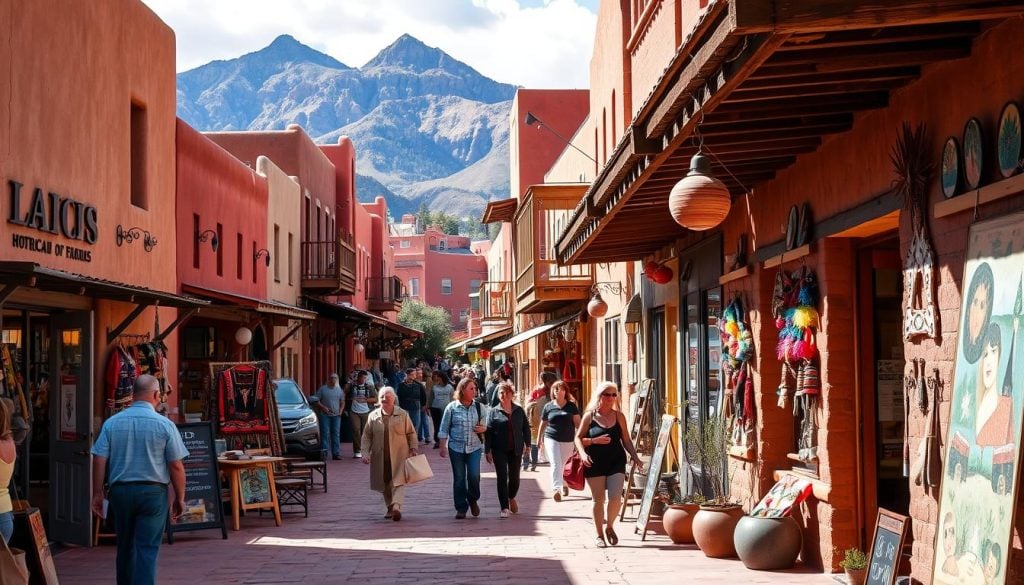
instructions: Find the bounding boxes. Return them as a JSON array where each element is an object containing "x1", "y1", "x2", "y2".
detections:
[
  {"x1": 692, "y1": 504, "x2": 743, "y2": 558},
  {"x1": 662, "y1": 503, "x2": 700, "y2": 544},
  {"x1": 733, "y1": 515, "x2": 803, "y2": 570},
  {"x1": 844, "y1": 568, "x2": 866, "y2": 585}
]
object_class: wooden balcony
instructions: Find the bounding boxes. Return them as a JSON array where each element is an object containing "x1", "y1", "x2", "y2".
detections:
[
  {"x1": 478, "y1": 281, "x2": 512, "y2": 326},
  {"x1": 301, "y1": 232, "x2": 356, "y2": 295},
  {"x1": 514, "y1": 185, "x2": 593, "y2": 314},
  {"x1": 366, "y1": 275, "x2": 404, "y2": 314}
]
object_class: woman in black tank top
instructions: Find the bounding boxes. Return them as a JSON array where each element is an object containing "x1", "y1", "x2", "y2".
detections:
[{"x1": 575, "y1": 382, "x2": 644, "y2": 548}]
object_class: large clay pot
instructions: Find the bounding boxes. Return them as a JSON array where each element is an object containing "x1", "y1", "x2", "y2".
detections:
[
  {"x1": 662, "y1": 503, "x2": 700, "y2": 544},
  {"x1": 845, "y1": 568, "x2": 866, "y2": 585},
  {"x1": 733, "y1": 515, "x2": 803, "y2": 570},
  {"x1": 692, "y1": 504, "x2": 743, "y2": 558}
]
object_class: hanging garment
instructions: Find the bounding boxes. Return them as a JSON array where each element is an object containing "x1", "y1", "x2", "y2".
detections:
[
  {"x1": 104, "y1": 345, "x2": 139, "y2": 416},
  {"x1": 217, "y1": 363, "x2": 271, "y2": 434}
]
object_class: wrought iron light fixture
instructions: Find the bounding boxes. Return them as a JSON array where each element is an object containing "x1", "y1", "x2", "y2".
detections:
[
  {"x1": 196, "y1": 229, "x2": 219, "y2": 252},
  {"x1": 116, "y1": 225, "x2": 158, "y2": 252},
  {"x1": 254, "y1": 248, "x2": 271, "y2": 267},
  {"x1": 524, "y1": 111, "x2": 597, "y2": 164}
]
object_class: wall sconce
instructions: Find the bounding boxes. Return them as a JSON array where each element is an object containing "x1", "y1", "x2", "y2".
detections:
[
  {"x1": 61, "y1": 330, "x2": 81, "y2": 346},
  {"x1": 623, "y1": 294, "x2": 643, "y2": 335},
  {"x1": 587, "y1": 282, "x2": 624, "y2": 317},
  {"x1": 196, "y1": 229, "x2": 219, "y2": 252},
  {"x1": 254, "y1": 248, "x2": 271, "y2": 267},
  {"x1": 116, "y1": 225, "x2": 158, "y2": 252}
]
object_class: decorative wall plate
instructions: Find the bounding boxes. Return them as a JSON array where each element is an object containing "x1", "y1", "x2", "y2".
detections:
[
  {"x1": 963, "y1": 117, "x2": 983, "y2": 190},
  {"x1": 998, "y1": 101, "x2": 1021, "y2": 179},
  {"x1": 941, "y1": 136, "x2": 960, "y2": 199}
]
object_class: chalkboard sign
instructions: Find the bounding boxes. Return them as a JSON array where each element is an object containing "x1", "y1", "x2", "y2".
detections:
[
  {"x1": 168, "y1": 422, "x2": 227, "y2": 541},
  {"x1": 866, "y1": 508, "x2": 909, "y2": 585},
  {"x1": 635, "y1": 414, "x2": 676, "y2": 540}
]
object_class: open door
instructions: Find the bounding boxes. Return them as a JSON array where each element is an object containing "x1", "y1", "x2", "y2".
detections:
[{"x1": 49, "y1": 311, "x2": 93, "y2": 546}]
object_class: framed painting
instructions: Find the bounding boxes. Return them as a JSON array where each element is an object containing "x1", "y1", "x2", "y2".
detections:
[
  {"x1": 932, "y1": 212, "x2": 1024, "y2": 585},
  {"x1": 963, "y1": 118, "x2": 983, "y2": 191},
  {"x1": 238, "y1": 467, "x2": 271, "y2": 506},
  {"x1": 941, "y1": 136, "x2": 961, "y2": 199},
  {"x1": 997, "y1": 101, "x2": 1021, "y2": 179}
]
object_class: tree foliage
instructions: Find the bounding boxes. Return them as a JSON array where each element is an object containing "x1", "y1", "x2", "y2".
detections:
[{"x1": 398, "y1": 300, "x2": 452, "y2": 362}]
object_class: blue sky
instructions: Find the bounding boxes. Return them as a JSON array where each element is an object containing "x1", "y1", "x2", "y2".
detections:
[{"x1": 142, "y1": 0, "x2": 599, "y2": 88}]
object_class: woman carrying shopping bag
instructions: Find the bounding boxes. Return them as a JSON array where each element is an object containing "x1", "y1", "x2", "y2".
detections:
[{"x1": 361, "y1": 387, "x2": 418, "y2": 521}]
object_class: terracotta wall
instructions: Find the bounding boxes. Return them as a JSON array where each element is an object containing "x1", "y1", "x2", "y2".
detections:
[{"x1": 510, "y1": 90, "x2": 590, "y2": 199}]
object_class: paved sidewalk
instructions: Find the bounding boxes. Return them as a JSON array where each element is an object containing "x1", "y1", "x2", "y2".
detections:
[{"x1": 56, "y1": 444, "x2": 833, "y2": 584}]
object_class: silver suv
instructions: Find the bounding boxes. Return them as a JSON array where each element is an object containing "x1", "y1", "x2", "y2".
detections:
[{"x1": 274, "y1": 379, "x2": 321, "y2": 458}]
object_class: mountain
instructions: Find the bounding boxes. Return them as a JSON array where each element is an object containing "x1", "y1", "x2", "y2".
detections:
[{"x1": 176, "y1": 34, "x2": 517, "y2": 219}]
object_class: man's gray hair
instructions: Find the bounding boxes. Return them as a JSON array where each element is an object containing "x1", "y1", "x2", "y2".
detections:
[
  {"x1": 133, "y1": 374, "x2": 160, "y2": 397},
  {"x1": 378, "y1": 386, "x2": 397, "y2": 401}
]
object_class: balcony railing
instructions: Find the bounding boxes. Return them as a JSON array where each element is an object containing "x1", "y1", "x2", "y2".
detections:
[
  {"x1": 514, "y1": 185, "x2": 593, "y2": 314},
  {"x1": 301, "y1": 232, "x2": 356, "y2": 294},
  {"x1": 478, "y1": 281, "x2": 512, "y2": 325},
  {"x1": 366, "y1": 275, "x2": 405, "y2": 313}
]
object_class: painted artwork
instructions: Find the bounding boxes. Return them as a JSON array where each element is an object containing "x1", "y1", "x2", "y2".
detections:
[
  {"x1": 238, "y1": 467, "x2": 271, "y2": 505},
  {"x1": 997, "y1": 102, "x2": 1021, "y2": 179},
  {"x1": 932, "y1": 212, "x2": 1024, "y2": 585},
  {"x1": 941, "y1": 136, "x2": 961, "y2": 199},
  {"x1": 963, "y1": 118, "x2": 983, "y2": 191}
]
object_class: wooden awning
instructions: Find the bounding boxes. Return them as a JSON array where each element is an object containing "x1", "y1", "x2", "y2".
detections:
[
  {"x1": 304, "y1": 296, "x2": 422, "y2": 339},
  {"x1": 555, "y1": 0, "x2": 1024, "y2": 264},
  {"x1": 0, "y1": 262, "x2": 209, "y2": 308},
  {"x1": 482, "y1": 199, "x2": 518, "y2": 224}
]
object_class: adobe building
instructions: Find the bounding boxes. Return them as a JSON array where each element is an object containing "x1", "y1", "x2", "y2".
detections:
[{"x1": 553, "y1": 0, "x2": 1024, "y2": 581}]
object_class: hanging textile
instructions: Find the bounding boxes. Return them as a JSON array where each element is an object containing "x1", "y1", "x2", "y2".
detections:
[
  {"x1": 720, "y1": 295, "x2": 755, "y2": 455},
  {"x1": 137, "y1": 341, "x2": 171, "y2": 413},
  {"x1": 773, "y1": 267, "x2": 821, "y2": 463},
  {"x1": 104, "y1": 344, "x2": 139, "y2": 416},
  {"x1": 209, "y1": 361, "x2": 282, "y2": 454},
  {"x1": 0, "y1": 345, "x2": 31, "y2": 440}
]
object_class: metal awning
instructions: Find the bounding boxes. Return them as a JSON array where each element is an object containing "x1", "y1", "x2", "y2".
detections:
[
  {"x1": 0, "y1": 262, "x2": 209, "y2": 308},
  {"x1": 304, "y1": 296, "x2": 422, "y2": 338},
  {"x1": 492, "y1": 314, "x2": 576, "y2": 351},
  {"x1": 181, "y1": 284, "x2": 316, "y2": 321}
]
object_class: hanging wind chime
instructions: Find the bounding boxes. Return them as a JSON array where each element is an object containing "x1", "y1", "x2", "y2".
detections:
[{"x1": 773, "y1": 265, "x2": 821, "y2": 463}]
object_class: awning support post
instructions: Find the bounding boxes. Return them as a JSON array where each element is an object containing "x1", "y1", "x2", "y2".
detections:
[
  {"x1": 154, "y1": 308, "x2": 199, "y2": 342},
  {"x1": 106, "y1": 303, "x2": 152, "y2": 344},
  {"x1": 0, "y1": 285, "x2": 19, "y2": 308},
  {"x1": 271, "y1": 321, "x2": 306, "y2": 352}
]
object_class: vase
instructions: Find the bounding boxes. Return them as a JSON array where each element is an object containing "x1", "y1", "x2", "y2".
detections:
[
  {"x1": 662, "y1": 503, "x2": 700, "y2": 544},
  {"x1": 692, "y1": 504, "x2": 743, "y2": 558},
  {"x1": 733, "y1": 515, "x2": 803, "y2": 570},
  {"x1": 845, "y1": 568, "x2": 866, "y2": 585}
]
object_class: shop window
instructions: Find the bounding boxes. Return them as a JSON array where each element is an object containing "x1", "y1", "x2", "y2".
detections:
[
  {"x1": 604, "y1": 317, "x2": 621, "y2": 388},
  {"x1": 273, "y1": 224, "x2": 281, "y2": 283},
  {"x1": 236, "y1": 233, "x2": 243, "y2": 279},
  {"x1": 216, "y1": 223, "x2": 223, "y2": 277},
  {"x1": 441, "y1": 278, "x2": 452, "y2": 295},
  {"x1": 130, "y1": 101, "x2": 148, "y2": 209},
  {"x1": 183, "y1": 326, "x2": 216, "y2": 359}
]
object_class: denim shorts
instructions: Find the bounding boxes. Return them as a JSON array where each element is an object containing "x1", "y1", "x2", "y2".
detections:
[{"x1": 0, "y1": 511, "x2": 14, "y2": 544}]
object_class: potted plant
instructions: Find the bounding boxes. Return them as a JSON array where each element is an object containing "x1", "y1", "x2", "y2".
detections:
[
  {"x1": 687, "y1": 417, "x2": 743, "y2": 558},
  {"x1": 839, "y1": 547, "x2": 867, "y2": 585},
  {"x1": 662, "y1": 491, "x2": 704, "y2": 544}
]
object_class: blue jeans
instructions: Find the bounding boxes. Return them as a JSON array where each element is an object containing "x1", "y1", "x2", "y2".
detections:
[
  {"x1": 521, "y1": 443, "x2": 539, "y2": 469},
  {"x1": 448, "y1": 447, "x2": 482, "y2": 513},
  {"x1": 407, "y1": 409, "x2": 422, "y2": 443},
  {"x1": 319, "y1": 415, "x2": 342, "y2": 457},
  {"x1": 417, "y1": 409, "x2": 431, "y2": 442},
  {"x1": 0, "y1": 511, "x2": 12, "y2": 544},
  {"x1": 110, "y1": 483, "x2": 169, "y2": 585}
]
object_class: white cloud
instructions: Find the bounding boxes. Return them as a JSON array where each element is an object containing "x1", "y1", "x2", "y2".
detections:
[{"x1": 141, "y1": 0, "x2": 597, "y2": 88}]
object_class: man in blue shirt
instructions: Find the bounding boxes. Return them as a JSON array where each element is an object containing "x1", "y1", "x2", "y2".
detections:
[{"x1": 91, "y1": 374, "x2": 189, "y2": 585}]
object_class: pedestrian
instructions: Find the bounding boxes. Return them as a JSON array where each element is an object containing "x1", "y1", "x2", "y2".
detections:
[
  {"x1": 418, "y1": 366, "x2": 434, "y2": 443},
  {"x1": 429, "y1": 371, "x2": 454, "y2": 449},
  {"x1": 90, "y1": 374, "x2": 189, "y2": 584},
  {"x1": 537, "y1": 380, "x2": 580, "y2": 499},
  {"x1": 574, "y1": 381, "x2": 643, "y2": 548},
  {"x1": 437, "y1": 377, "x2": 486, "y2": 519},
  {"x1": 361, "y1": 387, "x2": 418, "y2": 521},
  {"x1": 0, "y1": 398, "x2": 17, "y2": 543},
  {"x1": 346, "y1": 370, "x2": 378, "y2": 459},
  {"x1": 484, "y1": 382, "x2": 530, "y2": 518},
  {"x1": 396, "y1": 368, "x2": 427, "y2": 446},
  {"x1": 523, "y1": 378, "x2": 552, "y2": 472},
  {"x1": 312, "y1": 373, "x2": 345, "y2": 460}
]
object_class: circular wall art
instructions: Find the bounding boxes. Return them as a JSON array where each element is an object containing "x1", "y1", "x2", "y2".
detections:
[
  {"x1": 963, "y1": 117, "x2": 983, "y2": 190},
  {"x1": 997, "y1": 101, "x2": 1021, "y2": 179},
  {"x1": 941, "y1": 136, "x2": 960, "y2": 198}
]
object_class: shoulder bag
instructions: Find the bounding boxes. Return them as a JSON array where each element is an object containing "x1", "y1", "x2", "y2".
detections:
[{"x1": 563, "y1": 449, "x2": 586, "y2": 492}]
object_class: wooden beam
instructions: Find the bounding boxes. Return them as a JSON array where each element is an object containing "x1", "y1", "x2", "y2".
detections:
[
  {"x1": 699, "y1": 112, "x2": 854, "y2": 133},
  {"x1": 0, "y1": 285, "x2": 18, "y2": 308},
  {"x1": 106, "y1": 303, "x2": 152, "y2": 344},
  {"x1": 776, "y1": 21, "x2": 980, "y2": 51},
  {"x1": 728, "y1": 78, "x2": 909, "y2": 102},
  {"x1": 741, "y1": 66, "x2": 919, "y2": 90},
  {"x1": 154, "y1": 308, "x2": 198, "y2": 342},
  {"x1": 707, "y1": 93, "x2": 889, "y2": 124},
  {"x1": 271, "y1": 321, "x2": 307, "y2": 352}
]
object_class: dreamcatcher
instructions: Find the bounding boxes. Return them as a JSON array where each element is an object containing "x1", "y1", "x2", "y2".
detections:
[
  {"x1": 773, "y1": 266, "x2": 821, "y2": 463},
  {"x1": 720, "y1": 295, "x2": 755, "y2": 455}
]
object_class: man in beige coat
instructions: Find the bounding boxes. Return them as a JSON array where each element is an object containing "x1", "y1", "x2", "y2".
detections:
[{"x1": 362, "y1": 387, "x2": 418, "y2": 521}]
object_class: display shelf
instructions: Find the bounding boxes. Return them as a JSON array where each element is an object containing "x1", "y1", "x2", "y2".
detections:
[
  {"x1": 762, "y1": 243, "x2": 813, "y2": 269},
  {"x1": 718, "y1": 265, "x2": 752, "y2": 285},
  {"x1": 933, "y1": 172, "x2": 1024, "y2": 218}
]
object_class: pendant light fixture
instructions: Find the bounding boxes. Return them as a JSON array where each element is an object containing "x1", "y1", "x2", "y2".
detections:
[{"x1": 668, "y1": 121, "x2": 731, "y2": 230}]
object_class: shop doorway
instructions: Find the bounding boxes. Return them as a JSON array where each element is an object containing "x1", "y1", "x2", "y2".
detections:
[{"x1": 856, "y1": 237, "x2": 910, "y2": 544}]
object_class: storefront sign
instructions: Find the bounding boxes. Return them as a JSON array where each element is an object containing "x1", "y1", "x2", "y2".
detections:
[
  {"x1": 867, "y1": 509, "x2": 909, "y2": 585},
  {"x1": 168, "y1": 422, "x2": 227, "y2": 540},
  {"x1": 6, "y1": 179, "x2": 97, "y2": 262},
  {"x1": 59, "y1": 375, "x2": 77, "y2": 441}
]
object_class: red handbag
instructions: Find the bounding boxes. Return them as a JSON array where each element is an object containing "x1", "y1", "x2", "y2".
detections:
[{"x1": 563, "y1": 449, "x2": 586, "y2": 491}]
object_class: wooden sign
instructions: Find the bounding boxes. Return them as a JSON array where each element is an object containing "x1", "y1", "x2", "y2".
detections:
[
  {"x1": 11, "y1": 507, "x2": 58, "y2": 585},
  {"x1": 167, "y1": 422, "x2": 227, "y2": 542},
  {"x1": 634, "y1": 414, "x2": 676, "y2": 541},
  {"x1": 866, "y1": 508, "x2": 909, "y2": 585}
]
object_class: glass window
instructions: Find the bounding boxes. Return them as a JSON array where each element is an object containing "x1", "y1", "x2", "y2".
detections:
[
  {"x1": 441, "y1": 279, "x2": 452, "y2": 295},
  {"x1": 410, "y1": 278, "x2": 420, "y2": 297},
  {"x1": 459, "y1": 309, "x2": 468, "y2": 322},
  {"x1": 469, "y1": 279, "x2": 481, "y2": 293},
  {"x1": 274, "y1": 380, "x2": 305, "y2": 405},
  {"x1": 603, "y1": 317, "x2": 621, "y2": 387},
  {"x1": 400, "y1": 240, "x2": 411, "y2": 248}
]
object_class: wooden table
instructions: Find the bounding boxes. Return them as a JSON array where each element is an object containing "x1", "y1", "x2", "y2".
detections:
[{"x1": 218, "y1": 456, "x2": 287, "y2": 531}]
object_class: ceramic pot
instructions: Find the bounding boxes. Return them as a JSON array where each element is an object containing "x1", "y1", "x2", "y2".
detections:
[
  {"x1": 692, "y1": 504, "x2": 743, "y2": 558},
  {"x1": 662, "y1": 503, "x2": 700, "y2": 544},
  {"x1": 845, "y1": 568, "x2": 866, "y2": 585},
  {"x1": 733, "y1": 515, "x2": 803, "y2": 570}
]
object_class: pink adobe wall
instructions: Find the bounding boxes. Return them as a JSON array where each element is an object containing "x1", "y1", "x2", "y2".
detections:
[
  {"x1": 424, "y1": 247, "x2": 487, "y2": 331},
  {"x1": 175, "y1": 120, "x2": 268, "y2": 297},
  {"x1": 319, "y1": 137, "x2": 356, "y2": 237},
  {"x1": 510, "y1": 90, "x2": 590, "y2": 199},
  {"x1": 588, "y1": 0, "x2": 630, "y2": 166}
]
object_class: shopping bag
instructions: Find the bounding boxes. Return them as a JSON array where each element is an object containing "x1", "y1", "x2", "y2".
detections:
[
  {"x1": 563, "y1": 450, "x2": 586, "y2": 492},
  {"x1": 403, "y1": 454, "x2": 434, "y2": 485},
  {"x1": 0, "y1": 537, "x2": 29, "y2": 585}
]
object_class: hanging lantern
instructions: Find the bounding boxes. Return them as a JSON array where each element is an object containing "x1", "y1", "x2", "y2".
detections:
[
  {"x1": 587, "y1": 290, "x2": 609, "y2": 318},
  {"x1": 643, "y1": 261, "x2": 660, "y2": 278},
  {"x1": 668, "y1": 153, "x2": 731, "y2": 230},
  {"x1": 234, "y1": 326, "x2": 253, "y2": 346},
  {"x1": 479, "y1": 349, "x2": 491, "y2": 359},
  {"x1": 353, "y1": 342, "x2": 365, "y2": 354},
  {"x1": 651, "y1": 265, "x2": 674, "y2": 284}
]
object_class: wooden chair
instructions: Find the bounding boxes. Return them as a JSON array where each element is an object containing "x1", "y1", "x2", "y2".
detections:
[
  {"x1": 243, "y1": 448, "x2": 311, "y2": 517},
  {"x1": 286, "y1": 458, "x2": 328, "y2": 492}
]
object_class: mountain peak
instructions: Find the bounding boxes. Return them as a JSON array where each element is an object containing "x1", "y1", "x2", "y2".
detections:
[
  {"x1": 248, "y1": 34, "x2": 350, "y2": 70},
  {"x1": 363, "y1": 34, "x2": 449, "y2": 72}
]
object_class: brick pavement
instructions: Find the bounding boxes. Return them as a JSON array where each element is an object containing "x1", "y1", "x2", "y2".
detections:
[{"x1": 56, "y1": 444, "x2": 835, "y2": 584}]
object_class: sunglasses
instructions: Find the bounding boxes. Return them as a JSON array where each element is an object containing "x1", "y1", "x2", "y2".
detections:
[{"x1": 601, "y1": 392, "x2": 618, "y2": 398}]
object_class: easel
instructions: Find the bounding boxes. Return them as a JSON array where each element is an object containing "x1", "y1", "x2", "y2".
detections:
[
  {"x1": 620, "y1": 378, "x2": 655, "y2": 520},
  {"x1": 635, "y1": 414, "x2": 679, "y2": 540}
]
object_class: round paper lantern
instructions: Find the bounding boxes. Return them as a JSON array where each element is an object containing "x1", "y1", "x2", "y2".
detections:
[
  {"x1": 651, "y1": 265, "x2": 674, "y2": 284},
  {"x1": 234, "y1": 326, "x2": 253, "y2": 346},
  {"x1": 644, "y1": 261, "x2": 660, "y2": 278},
  {"x1": 587, "y1": 291, "x2": 609, "y2": 318},
  {"x1": 479, "y1": 349, "x2": 491, "y2": 359},
  {"x1": 353, "y1": 342, "x2": 365, "y2": 354},
  {"x1": 668, "y1": 154, "x2": 731, "y2": 231}
]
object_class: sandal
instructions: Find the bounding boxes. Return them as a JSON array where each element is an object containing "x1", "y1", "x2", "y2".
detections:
[
  {"x1": 604, "y1": 526, "x2": 618, "y2": 546},
  {"x1": 595, "y1": 536, "x2": 607, "y2": 548}
]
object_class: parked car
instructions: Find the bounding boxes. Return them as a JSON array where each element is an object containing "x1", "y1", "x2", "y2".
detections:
[{"x1": 273, "y1": 378, "x2": 321, "y2": 458}]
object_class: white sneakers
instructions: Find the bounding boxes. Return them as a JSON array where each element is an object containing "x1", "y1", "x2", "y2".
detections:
[
  {"x1": 355, "y1": 453, "x2": 363, "y2": 459},
  {"x1": 500, "y1": 509, "x2": 510, "y2": 518}
]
